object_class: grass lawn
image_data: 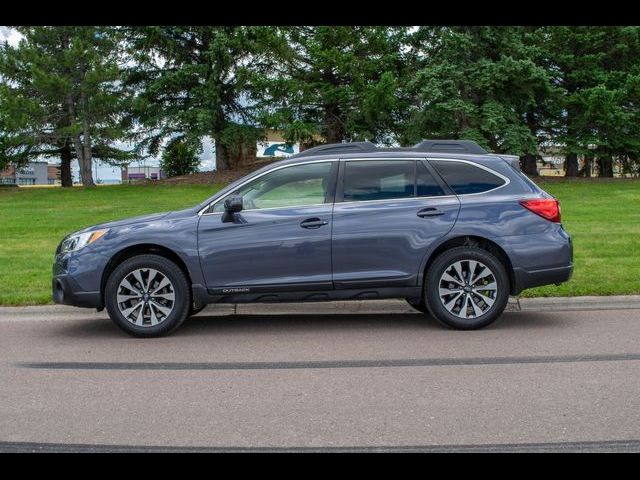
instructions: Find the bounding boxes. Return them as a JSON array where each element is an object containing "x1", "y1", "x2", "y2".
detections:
[
  {"x1": 0, "y1": 178, "x2": 638, "y2": 305},
  {"x1": 0, "y1": 184, "x2": 222, "y2": 305},
  {"x1": 522, "y1": 178, "x2": 640, "y2": 297}
]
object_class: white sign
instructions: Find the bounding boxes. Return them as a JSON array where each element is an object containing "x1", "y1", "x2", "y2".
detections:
[{"x1": 257, "y1": 141, "x2": 299, "y2": 158}]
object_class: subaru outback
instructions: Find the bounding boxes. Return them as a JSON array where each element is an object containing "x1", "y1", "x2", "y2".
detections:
[{"x1": 53, "y1": 140, "x2": 573, "y2": 337}]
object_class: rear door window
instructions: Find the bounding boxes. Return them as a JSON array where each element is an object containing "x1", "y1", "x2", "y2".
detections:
[
  {"x1": 430, "y1": 160, "x2": 505, "y2": 195},
  {"x1": 343, "y1": 160, "x2": 415, "y2": 202}
]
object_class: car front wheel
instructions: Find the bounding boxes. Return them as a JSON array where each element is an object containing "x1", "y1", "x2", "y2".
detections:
[
  {"x1": 105, "y1": 254, "x2": 191, "y2": 337},
  {"x1": 424, "y1": 247, "x2": 509, "y2": 330}
]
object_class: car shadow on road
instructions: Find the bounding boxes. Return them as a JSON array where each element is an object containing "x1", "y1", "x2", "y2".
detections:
[
  {"x1": 68, "y1": 311, "x2": 565, "y2": 337},
  {"x1": 53, "y1": 311, "x2": 566, "y2": 339},
  {"x1": 186, "y1": 311, "x2": 561, "y2": 331}
]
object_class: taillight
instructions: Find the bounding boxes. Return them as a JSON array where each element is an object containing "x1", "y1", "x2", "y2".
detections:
[{"x1": 519, "y1": 198, "x2": 561, "y2": 223}]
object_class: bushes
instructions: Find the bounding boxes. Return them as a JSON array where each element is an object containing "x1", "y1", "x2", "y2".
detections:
[{"x1": 160, "y1": 138, "x2": 202, "y2": 178}]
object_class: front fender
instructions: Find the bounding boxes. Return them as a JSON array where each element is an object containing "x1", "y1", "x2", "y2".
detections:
[{"x1": 90, "y1": 214, "x2": 205, "y2": 287}]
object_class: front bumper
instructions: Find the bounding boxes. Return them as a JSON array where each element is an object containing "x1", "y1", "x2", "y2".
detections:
[
  {"x1": 52, "y1": 274, "x2": 102, "y2": 308},
  {"x1": 52, "y1": 249, "x2": 109, "y2": 309}
]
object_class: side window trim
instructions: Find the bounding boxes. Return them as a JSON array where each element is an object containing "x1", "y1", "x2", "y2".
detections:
[
  {"x1": 425, "y1": 157, "x2": 511, "y2": 196},
  {"x1": 335, "y1": 159, "x2": 346, "y2": 203},
  {"x1": 324, "y1": 161, "x2": 339, "y2": 204},
  {"x1": 420, "y1": 159, "x2": 455, "y2": 196}
]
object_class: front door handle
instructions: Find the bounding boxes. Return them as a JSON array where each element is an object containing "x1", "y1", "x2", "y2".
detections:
[
  {"x1": 417, "y1": 207, "x2": 445, "y2": 218},
  {"x1": 300, "y1": 217, "x2": 329, "y2": 229}
]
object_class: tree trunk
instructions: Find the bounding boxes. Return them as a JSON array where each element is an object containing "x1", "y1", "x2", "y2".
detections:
[
  {"x1": 520, "y1": 154, "x2": 539, "y2": 176},
  {"x1": 79, "y1": 151, "x2": 95, "y2": 186},
  {"x1": 580, "y1": 151, "x2": 593, "y2": 177},
  {"x1": 324, "y1": 127, "x2": 343, "y2": 144},
  {"x1": 65, "y1": 91, "x2": 95, "y2": 187},
  {"x1": 522, "y1": 110, "x2": 539, "y2": 175},
  {"x1": 597, "y1": 155, "x2": 614, "y2": 177},
  {"x1": 564, "y1": 153, "x2": 579, "y2": 177},
  {"x1": 79, "y1": 88, "x2": 95, "y2": 187},
  {"x1": 59, "y1": 139, "x2": 73, "y2": 187},
  {"x1": 564, "y1": 99, "x2": 580, "y2": 178},
  {"x1": 232, "y1": 142, "x2": 257, "y2": 168},
  {"x1": 620, "y1": 156, "x2": 631, "y2": 176},
  {"x1": 324, "y1": 103, "x2": 344, "y2": 144},
  {"x1": 72, "y1": 135, "x2": 95, "y2": 187},
  {"x1": 215, "y1": 138, "x2": 230, "y2": 171}
]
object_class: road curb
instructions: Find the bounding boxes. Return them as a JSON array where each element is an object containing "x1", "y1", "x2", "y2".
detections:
[
  {"x1": 517, "y1": 295, "x2": 640, "y2": 312},
  {"x1": 1, "y1": 295, "x2": 639, "y2": 319}
]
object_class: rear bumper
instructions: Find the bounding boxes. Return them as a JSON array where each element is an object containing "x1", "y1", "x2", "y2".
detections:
[
  {"x1": 512, "y1": 263, "x2": 573, "y2": 295},
  {"x1": 496, "y1": 224, "x2": 573, "y2": 295}
]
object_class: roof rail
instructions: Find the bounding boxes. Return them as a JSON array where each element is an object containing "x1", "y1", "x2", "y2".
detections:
[
  {"x1": 413, "y1": 140, "x2": 488, "y2": 155},
  {"x1": 294, "y1": 141, "x2": 377, "y2": 158},
  {"x1": 291, "y1": 139, "x2": 490, "y2": 158}
]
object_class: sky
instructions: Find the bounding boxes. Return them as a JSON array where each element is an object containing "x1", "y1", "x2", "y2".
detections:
[
  {"x1": 0, "y1": 26, "x2": 21, "y2": 46},
  {"x1": 1, "y1": 27, "x2": 217, "y2": 182}
]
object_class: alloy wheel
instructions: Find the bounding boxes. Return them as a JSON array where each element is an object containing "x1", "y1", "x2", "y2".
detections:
[
  {"x1": 116, "y1": 268, "x2": 175, "y2": 327},
  {"x1": 438, "y1": 259, "x2": 497, "y2": 319}
]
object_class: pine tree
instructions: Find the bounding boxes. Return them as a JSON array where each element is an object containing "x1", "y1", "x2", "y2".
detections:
[
  {"x1": 124, "y1": 26, "x2": 276, "y2": 171},
  {"x1": 252, "y1": 26, "x2": 410, "y2": 147},
  {"x1": 0, "y1": 27, "x2": 134, "y2": 186},
  {"x1": 402, "y1": 26, "x2": 554, "y2": 172}
]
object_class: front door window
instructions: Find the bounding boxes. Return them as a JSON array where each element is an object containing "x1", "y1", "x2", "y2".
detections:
[{"x1": 213, "y1": 162, "x2": 333, "y2": 212}]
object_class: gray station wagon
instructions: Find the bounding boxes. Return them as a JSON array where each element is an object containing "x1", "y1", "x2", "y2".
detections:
[{"x1": 53, "y1": 140, "x2": 573, "y2": 337}]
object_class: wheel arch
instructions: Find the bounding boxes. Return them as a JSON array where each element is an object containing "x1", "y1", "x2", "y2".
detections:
[
  {"x1": 100, "y1": 244, "x2": 193, "y2": 304},
  {"x1": 420, "y1": 235, "x2": 516, "y2": 294}
]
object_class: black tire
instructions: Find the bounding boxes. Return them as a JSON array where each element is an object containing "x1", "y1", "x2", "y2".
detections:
[
  {"x1": 105, "y1": 254, "x2": 191, "y2": 337},
  {"x1": 406, "y1": 299, "x2": 429, "y2": 314},
  {"x1": 424, "y1": 247, "x2": 509, "y2": 330}
]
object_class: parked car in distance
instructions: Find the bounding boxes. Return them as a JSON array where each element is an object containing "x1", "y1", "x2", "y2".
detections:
[{"x1": 53, "y1": 140, "x2": 573, "y2": 337}]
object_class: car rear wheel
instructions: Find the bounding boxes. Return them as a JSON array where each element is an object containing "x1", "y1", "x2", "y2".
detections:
[
  {"x1": 105, "y1": 254, "x2": 191, "y2": 337},
  {"x1": 424, "y1": 247, "x2": 509, "y2": 330}
]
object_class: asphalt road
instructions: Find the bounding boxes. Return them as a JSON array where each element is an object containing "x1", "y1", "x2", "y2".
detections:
[{"x1": 1, "y1": 300, "x2": 639, "y2": 452}]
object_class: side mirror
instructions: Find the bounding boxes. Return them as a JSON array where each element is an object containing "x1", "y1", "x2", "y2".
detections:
[{"x1": 222, "y1": 195, "x2": 243, "y2": 223}]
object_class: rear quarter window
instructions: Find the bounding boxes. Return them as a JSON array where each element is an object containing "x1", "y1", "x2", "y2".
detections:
[{"x1": 430, "y1": 160, "x2": 506, "y2": 195}]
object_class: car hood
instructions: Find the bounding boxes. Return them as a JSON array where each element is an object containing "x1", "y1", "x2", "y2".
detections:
[
  {"x1": 72, "y1": 206, "x2": 200, "y2": 236},
  {"x1": 77, "y1": 212, "x2": 172, "y2": 232}
]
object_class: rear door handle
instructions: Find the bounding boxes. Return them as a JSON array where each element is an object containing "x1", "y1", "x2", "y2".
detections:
[
  {"x1": 417, "y1": 207, "x2": 445, "y2": 218},
  {"x1": 300, "y1": 217, "x2": 329, "y2": 229}
]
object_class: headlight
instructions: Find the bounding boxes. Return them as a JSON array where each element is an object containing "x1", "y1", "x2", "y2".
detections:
[{"x1": 60, "y1": 229, "x2": 109, "y2": 253}]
